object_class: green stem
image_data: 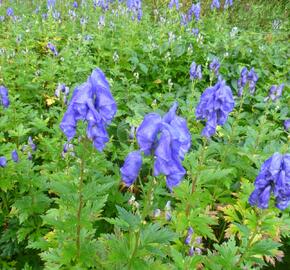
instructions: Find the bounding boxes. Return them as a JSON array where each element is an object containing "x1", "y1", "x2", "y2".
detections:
[
  {"x1": 76, "y1": 153, "x2": 85, "y2": 260},
  {"x1": 128, "y1": 231, "x2": 140, "y2": 270}
]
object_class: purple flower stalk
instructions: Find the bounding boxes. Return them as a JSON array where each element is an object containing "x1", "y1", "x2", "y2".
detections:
[
  {"x1": 237, "y1": 67, "x2": 258, "y2": 96},
  {"x1": 190, "y1": 62, "x2": 202, "y2": 80},
  {"x1": 267, "y1": 84, "x2": 284, "y2": 102},
  {"x1": 196, "y1": 79, "x2": 235, "y2": 138},
  {"x1": 6, "y1": 7, "x2": 14, "y2": 17},
  {"x1": 249, "y1": 153, "x2": 290, "y2": 210},
  {"x1": 209, "y1": 58, "x2": 220, "y2": 75},
  {"x1": 0, "y1": 86, "x2": 10, "y2": 108},
  {"x1": 247, "y1": 68, "x2": 258, "y2": 94},
  {"x1": 224, "y1": 0, "x2": 233, "y2": 9},
  {"x1": 0, "y1": 156, "x2": 7, "y2": 167},
  {"x1": 73, "y1": 1, "x2": 78, "y2": 8},
  {"x1": 168, "y1": 0, "x2": 179, "y2": 10},
  {"x1": 188, "y1": 3, "x2": 201, "y2": 22},
  {"x1": 60, "y1": 68, "x2": 117, "y2": 151},
  {"x1": 11, "y1": 150, "x2": 19, "y2": 162},
  {"x1": 28, "y1": 136, "x2": 37, "y2": 151},
  {"x1": 47, "y1": 0, "x2": 56, "y2": 9},
  {"x1": 185, "y1": 227, "x2": 194, "y2": 245},
  {"x1": 211, "y1": 0, "x2": 220, "y2": 10},
  {"x1": 47, "y1": 42, "x2": 58, "y2": 56}
]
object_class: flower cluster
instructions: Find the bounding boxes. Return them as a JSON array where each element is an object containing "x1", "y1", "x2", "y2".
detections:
[
  {"x1": 188, "y1": 2, "x2": 201, "y2": 22},
  {"x1": 265, "y1": 84, "x2": 285, "y2": 102},
  {"x1": 0, "y1": 85, "x2": 10, "y2": 108},
  {"x1": 6, "y1": 7, "x2": 14, "y2": 17},
  {"x1": 60, "y1": 68, "x2": 117, "y2": 151},
  {"x1": 237, "y1": 67, "x2": 258, "y2": 96},
  {"x1": 224, "y1": 0, "x2": 233, "y2": 9},
  {"x1": 47, "y1": 0, "x2": 56, "y2": 9},
  {"x1": 0, "y1": 150, "x2": 19, "y2": 168},
  {"x1": 189, "y1": 61, "x2": 202, "y2": 80},
  {"x1": 55, "y1": 83, "x2": 70, "y2": 104},
  {"x1": 249, "y1": 153, "x2": 290, "y2": 210},
  {"x1": 169, "y1": 0, "x2": 179, "y2": 10},
  {"x1": 195, "y1": 78, "x2": 235, "y2": 138},
  {"x1": 120, "y1": 102, "x2": 191, "y2": 190},
  {"x1": 209, "y1": 58, "x2": 220, "y2": 76},
  {"x1": 211, "y1": 0, "x2": 220, "y2": 10},
  {"x1": 127, "y1": 0, "x2": 142, "y2": 21},
  {"x1": 47, "y1": 42, "x2": 58, "y2": 56}
]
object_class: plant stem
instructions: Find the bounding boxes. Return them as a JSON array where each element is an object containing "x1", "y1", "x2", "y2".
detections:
[
  {"x1": 76, "y1": 153, "x2": 85, "y2": 260},
  {"x1": 128, "y1": 231, "x2": 140, "y2": 270}
]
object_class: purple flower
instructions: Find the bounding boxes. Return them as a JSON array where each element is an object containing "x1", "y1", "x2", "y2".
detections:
[
  {"x1": 237, "y1": 67, "x2": 248, "y2": 97},
  {"x1": 52, "y1": 10, "x2": 61, "y2": 21},
  {"x1": 47, "y1": 0, "x2": 56, "y2": 9},
  {"x1": 196, "y1": 79, "x2": 235, "y2": 138},
  {"x1": 60, "y1": 68, "x2": 117, "y2": 151},
  {"x1": 190, "y1": 62, "x2": 202, "y2": 80},
  {"x1": 188, "y1": 246, "x2": 194, "y2": 256},
  {"x1": 120, "y1": 151, "x2": 143, "y2": 186},
  {"x1": 0, "y1": 85, "x2": 10, "y2": 108},
  {"x1": 209, "y1": 58, "x2": 220, "y2": 75},
  {"x1": 224, "y1": 0, "x2": 233, "y2": 9},
  {"x1": 47, "y1": 42, "x2": 58, "y2": 56},
  {"x1": 249, "y1": 153, "x2": 290, "y2": 210},
  {"x1": 211, "y1": 0, "x2": 220, "y2": 10},
  {"x1": 247, "y1": 68, "x2": 258, "y2": 94},
  {"x1": 192, "y1": 28, "x2": 199, "y2": 36},
  {"x1": 169, "y1": 0, "x2": 179, "y2": 10},
  {"x1": 28, "y1": 136, "x2": 37, "y2": 151},
  {"x1": 188, "y1": 3, "x2": 200, "y2": 22},
  {"x1": 267, "y1": 84, "x2": 284, "y2": 102},
  {"x1": 6, "y1": 7, "x2": 14, "y2": 17},
  {"x1": 135, "y1": 102, "x2": 191, "y2": 189},
  {"x1": 0, "y1": 156, "x2": 7, "y2": 167},
  {"x1": 73, "y1": 1, "x2": 78, "y2": 8},
  {"x1": 284, "y1": 119, "x2": 290, "y2": 131},
  {"x1": 185, "y1": 227, "x2": 194, "y2": 245},
  {"x1": 11, "y1": 150, "x2": 19, "y2": 162},
  {"x1": 165, "y1": 201, "x2": 171, "y2": 221}
]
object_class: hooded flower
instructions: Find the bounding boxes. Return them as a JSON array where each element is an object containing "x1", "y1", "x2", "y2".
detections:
[
  {"x1": 133, "y1": 102, "x2": 191, "y2": 189},
  {"x1": 120, "y1": 151, "x2": 143, "y2": 186},
  {"x1": 47, "y1": 42, "x2": 58, "y2": 56},
  {"x1": 11, "y1": 150, "x2": 19, "y2": 162},
  {"x1": 6, "y1": 7, "x2": 14, "y2": 17},
  {"x1": 267, "y1": 84, "x2": 285, "y2": 102},
  {"x1": 188, "y1": 3, "x2": 201, "y2": 22},
  {"x1": 190, "y1": 62, "x2": 202, "y2": 80},
  {"x1": 249, "y1": 153, "x2": 290, "y2": 210},
  {"x1": 0, "y1": 156, "x2": 7, "y2": 167},
  {"x1": 0, "y1": 86, "x2": 10, "y2": 108},
  {"x1": 224, "y1": 0, "x2": 233, "y2": 9},
  {"x1": 209, "y1": 58, "x2": 220, "y2": 75},
  {"x1": 47, "y1": 0, "x2": 56, "y2": 9},
  {"x1": 247, "y1": 68, "x2": 258, "y2": 94},
  {"x1": 169, "y1": 0, "x2": 179, "y2": 10},
  {"x1": 237, "y1": 67, "x2": 258, "y2": 96},
  {"x1": 211, "y1": 0, "x2": 220, "y2": 10},
  {"x1": 284, "y1": 119, "x2": 290, "y2": 131},
  {"x1": 60, "y1": 68, "x2": 116, "y2": 151},
  {"x1": 237, "y1": 67, "x2": 248, "y2": 96},
  {"x1": 196, "y1": 79, "x2": 235, "y2": 137}
]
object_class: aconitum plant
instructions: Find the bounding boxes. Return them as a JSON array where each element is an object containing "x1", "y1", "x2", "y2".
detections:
[
  {"x1": 211, "y1": 0, "x2": 220, "y2": 10},
  {"x1": 47, "y1": 42, "x2": 58, "y2": 56},
  {"x1": 189, "y1": 61, "x2": 202, "y2": 80},
  {"x1": 249, "y1": 153, "x2": 290, "y2": 210},
  {"x1": 224, "y1": 0, "x2": 233, "y2": 9},
  {"x1": 209, "y1": 58, "x2": 220, "y2": 75},
  {"x1": 121, "y1": 102, "x2": 191, "y2": 189},
  {"x1": 0, "y1": 156, "x2": 7, "y2": 167},
  {"x1": 168, "y1": 0, "x2": 179, "y2": 10},
  {"x1": 60, "y1": 68, "x2": 117, "y2": 151},
  {"x1": 188, "y1": 2, "x2": 201, "y2": 22},
  {"x1": 6, "y1": 7, "x2": 14, "y2": 17},
  {"x1": 237, "y1": 67, "x2": 258, "y2": 96},
  {"x1": 195, "y1": 78, "x2": 235, "y2": 137},
  {"x1": 0, "y1": 85, "x2": 9, "y2": 108},
  {"x1": 284, "y1": 119, "x2": 290, "y2": 131},
  {"x1": 266, "y1": 84, "x2": 285, "y2": 102}
]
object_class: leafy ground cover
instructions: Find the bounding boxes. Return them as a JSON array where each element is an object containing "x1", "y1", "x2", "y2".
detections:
[{"x1": 0, "y1": 0, "x2": 289, "y2": 269}]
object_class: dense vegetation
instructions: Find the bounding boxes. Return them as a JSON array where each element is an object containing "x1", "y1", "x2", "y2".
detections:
[{"x1": 0, "y1": 0, "x2": 289, "y2": 269}]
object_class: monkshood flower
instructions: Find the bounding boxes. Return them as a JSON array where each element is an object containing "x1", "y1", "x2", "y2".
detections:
[
  {"x1": 98, "y1": 15, "x2": 105, "y2": 28},
  {"x1": 284, "y1": 119, "x2": 290, "y2": 131},
  {"x1": 165, "y1": 201, "x2": 172, "y2": 221},
  {"x1": 52, "y1": 10, "x2": 61, "y2": 20},
  {"x1": 0, "y1": 156, "x2": 7, "y2": 167},
  {"x1": 42, "y1": 13, "x2": 48, "y2": 20},
  {"x1": 247, "y1": 68, "x2": 258, "y2": 94},
  {"x1": 237, "y1": 67, "x2": 248, "y2": 96},
  {"x1": 28, "y1": 136, "x2": 37, "y2": 151},
  {"x1": 47, "y1": 0, "x2": 56, "y2": 9},
  {"x1": 60, "y1": 68, "x2": 117, "y2": 151},
  {"x1": 224, "y1": 0, "x2": 233, "y2": 9},
  {"x1": 188, "y1": 246, "x2": 194, "y2": 256},
  {"x1": 185, "y1": 227, "x2": 194, "y2": 245},
  {"x1": 249, "y1": 153, "x2": 290, "y2": 210},
  {"x1": 55, "y1": 83, "x2": 69, "y2": 98},
  {"x1": 266, "y1": 84, "x2": 285, "y2": 102},
  {"x1": 192, "y1": 28, "x2": 199, "y2": 36},
  {"x1": 209, "y1": 58, "x2": 220, "y2": 75},
  {"x1": 188, "y1": 2, "x2": 200, "y2": 22},
  {"x1": 73, "y1": 1, "x2": 78, "y2": 8},
  {"x1": 6, "y1": 7, "x2": 14, "y2": 17},
  {"x1": 190, "y1": 62, "x2": 202, "y2": 80},
  {"x1": 0, "y1": 85, "x2": 10, "y2": 108},
  {"x1": 168, "y1": 0, "x2": 179, "y2": 10},
  {"x1": 211, "y1": 0, "x2": 220, "y2": 10},
  {"x1": 120, "y1": 151, "x2": 143, "y2": 186},
  {"x1": 196, "y1": 79, "x2": 235, "y2": 138},
  {"x1": 11, "y1": 150, "x2": 19, "y2": 162},
  {"x1": 47, "y1": 42, "x2": 58, "y2": 56}
]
